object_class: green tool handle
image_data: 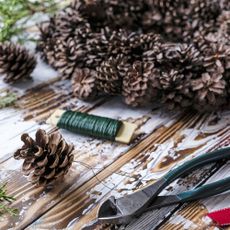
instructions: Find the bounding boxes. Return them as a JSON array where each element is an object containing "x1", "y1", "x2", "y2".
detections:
[
  {"x1": 164, "y1": 147, "x2": 230, "y2": 184},
  {"x1": 178, "y1": 175, "x2": 230, "y2": 202}
]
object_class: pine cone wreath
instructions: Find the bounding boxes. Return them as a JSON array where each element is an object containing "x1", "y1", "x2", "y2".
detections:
[
  {"x1": 0, "y1": 42, "x2": 36, "y2": 84},
  {"x1": 122, "y1": 61, "x2": 156, "y2": 107},
  {"x1": 14, "y1": 129, "x2": 74, "y2": 186},
  {"x1": 72, "y1": 68, "x2": 98, "y2": 100},
  {"x1": 96, "y1": 56, "x2": 129, "y2": 95}
]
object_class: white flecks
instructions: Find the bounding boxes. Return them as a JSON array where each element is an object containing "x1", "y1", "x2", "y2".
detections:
[
  {"x1": 32, "y1": 57, "x2": 58, "y2": 83},
  {"x1": 170, "y1": 214, "x2": 198, "y2": 229},
  {"x1": 66, "y1": 217, "x2": 80, "y2": 228},
  {"x1": 82, "y1": 203, "x2": 95, "y2": 215},
  {"x1": 201, "y1": 216, "x2": 213, "y2": 226}
]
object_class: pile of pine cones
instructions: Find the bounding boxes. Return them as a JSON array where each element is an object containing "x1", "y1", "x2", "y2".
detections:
[{"x1": 37, "y1": 0, "x2": 230, "y2": 111}]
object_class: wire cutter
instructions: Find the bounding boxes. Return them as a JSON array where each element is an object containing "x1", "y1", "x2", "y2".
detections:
[{"x1": 97, "y1": 147, "x2": 230, "y2": 224}]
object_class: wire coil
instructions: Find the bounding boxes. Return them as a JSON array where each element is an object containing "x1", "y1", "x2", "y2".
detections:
[{"x1": 57, "y1": 111, "x2": 122, "y2": 141}]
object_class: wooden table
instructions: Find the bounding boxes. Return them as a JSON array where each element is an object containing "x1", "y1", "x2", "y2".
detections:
[{"x1": 0, "y1": 59, "x2": 230, "y2": 230}]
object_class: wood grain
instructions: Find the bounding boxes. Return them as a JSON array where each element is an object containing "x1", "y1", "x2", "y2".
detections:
[
  {"x1": 0, "y1": 42, "x2": 230, "y2": 230},
  {"x1": 28, "y1": 114, "x2": 196, "y2": 229},
  {"x1": 0, "y1": 96, "x2": 182, "y2": 229}
]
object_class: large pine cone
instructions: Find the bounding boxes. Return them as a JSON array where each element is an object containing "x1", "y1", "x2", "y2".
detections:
[
  {"x1": 14, "y1": 129, "x2": 74, "y2": 186},
  {"x1": 0, "y1": 42, "x2": 36, "y2": 84},
  {"x1": 72, "y1": 68, "x2": 98, "y2": 100},
  {"x1": 122, "y1": 61, "x2": 156, "y2": 107}
]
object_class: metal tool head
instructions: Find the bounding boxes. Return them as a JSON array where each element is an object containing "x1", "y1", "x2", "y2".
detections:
[
  {"x1": 98, "y1": 196, "x2": 128, "y2": 224},
  {"x1": 97, "y1": 179, "x2": 167, "y2": 224}
]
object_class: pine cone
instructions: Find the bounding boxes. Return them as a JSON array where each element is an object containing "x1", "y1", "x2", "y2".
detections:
[
  {"x1": 84, "y1": 32, "x2": 107, "y2": 68},
  {"x1": 158, "y1": 69, "x2": 193, "y2": 109},
  {"x1": 143, "y1": 0, "x2": 190, "y2": 41},
  {"x1": 163, "y1": 44, "x2": 202, "y2": 70},
  {"x1": 203, "y1": 43, "x2": 230, "y2": 73},
  {"x1": 130, "y1": 32, "x2": 163, "y2": 60},
  {"x1": 190, "y1": 0, "x2": 221, "y2": 23},
  {"x1": 105, "y1": 0, "x2": 146, "y2": 29},
  {"x1": 37, "y1": 22, "x2": 54, "y2": 64},
  {"x1": 72, "y1": 68, "x2": 98, "y2": 100},
  {"x1": 54, "y1": 37, "x2": 87, "y2": 79},
  {"x1": 218, "y1": 11, "x2": 230, "y2": 36},
  {"x1": 100, "y1": 27, "x2": 131, "y2": 58},
  {"x1": 76, "y1": 0, "x2": 107, "y2": 28},
  {"x1": 0, "y1": 43, "x2": 36, "y2": 84},
  {"x1": 54, "y1": 6, "x2": 91, "y2": 40},
  {"x1": 122, "y1": 61, "x2": 156, "y2": 107},
  {"x1": 191, "y1": 72, "x2": 227, "y2": 108},
  {"x1": 14, "y1": 129, "x2": 74, "y2": 186},
  {"x1": 96, "y1": 56, "x2": 129, "y2": 95}
]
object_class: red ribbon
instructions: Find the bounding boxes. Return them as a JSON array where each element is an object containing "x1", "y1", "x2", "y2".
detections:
[{"x1": 207, "y1": 208, "x2": 230, "y2": 226}]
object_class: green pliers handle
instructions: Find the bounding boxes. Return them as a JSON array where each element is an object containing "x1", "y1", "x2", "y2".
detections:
[
  {"x1": 164, "y1": 147, "x2": 230, "y2": 184},
  {"x1": 178, "y1": 175, "x2": 230, "y2": 201},
  {"x1": 148, "y1": 175, "x2": 230, "y2": 211}
]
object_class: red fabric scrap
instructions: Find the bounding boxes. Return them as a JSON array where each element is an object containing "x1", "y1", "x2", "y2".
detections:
[{"x1": 207, "y1": 208, "x2": 230, "y2": 226}]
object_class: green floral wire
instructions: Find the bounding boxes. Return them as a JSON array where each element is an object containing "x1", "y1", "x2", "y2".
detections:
[{"x1": 57, "y1": 111, "x2": 122, "y2": 141}]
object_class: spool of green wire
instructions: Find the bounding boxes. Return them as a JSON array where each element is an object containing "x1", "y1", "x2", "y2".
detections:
[{"x1": 57, "y1": 111, "x2": 122, "y2": 141}]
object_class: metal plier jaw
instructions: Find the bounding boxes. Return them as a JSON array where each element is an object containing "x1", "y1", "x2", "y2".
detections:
[{"x1": 98, "y1": 179, "x2": 166, "y2": 224}]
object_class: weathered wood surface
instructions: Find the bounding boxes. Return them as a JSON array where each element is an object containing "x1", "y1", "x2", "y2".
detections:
[
  {"x1": 1, "y1": 20, "x2": 230, "y2": 230},
  {"x1": 1, "y1": 68, "x2": 230, "y2": 230}
]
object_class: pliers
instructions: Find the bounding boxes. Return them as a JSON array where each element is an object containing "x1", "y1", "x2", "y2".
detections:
[{"x1": 97, "y1": 147, "x2": 230, "y2": 224}]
